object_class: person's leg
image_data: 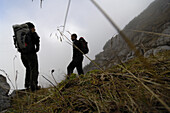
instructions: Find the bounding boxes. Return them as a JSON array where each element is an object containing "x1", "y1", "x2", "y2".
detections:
[
  {"x1": 25, "y1": 67, "x2": 31, "y2": 89},
  {"x1": 21, "y1": 54, "x2": 30, "y2": 89},
  {"x1": 67, "y1": 59, "x2": 76, "y2": 76},
  {"x1": 28, "y1": 54, "x2": 39, "y2": 91},
  {"x1": 76, "y1": 56, "x2": 84, "y2": 75}
]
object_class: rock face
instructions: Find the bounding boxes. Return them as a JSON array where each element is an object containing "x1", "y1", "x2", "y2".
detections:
[
  {"x1": 84, "y1": 0, "x2": 170, "y2": 72},
  {"x1": 0, "y1": 74, "x2": 10, "y2": 111}
]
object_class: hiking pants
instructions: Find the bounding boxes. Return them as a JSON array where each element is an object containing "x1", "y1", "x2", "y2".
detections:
[
  {"x1": 21, "y1": 53, "x2": 39, "y2": 90},
  {"x1": 67, "y1": 56, "x2": 84, "y2": 75}
]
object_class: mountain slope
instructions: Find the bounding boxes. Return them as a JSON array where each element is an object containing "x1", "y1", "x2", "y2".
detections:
[
  {"x1": 84, "y1": 0, "x2": 170, "y2": 72},
  {"x1": 8, "y1": 51, "x2": 170, "y2": 112}
]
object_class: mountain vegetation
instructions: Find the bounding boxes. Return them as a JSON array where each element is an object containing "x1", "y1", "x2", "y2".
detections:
[{"x1": 7, "y1": 51, "x2": 170, "y2": 112}]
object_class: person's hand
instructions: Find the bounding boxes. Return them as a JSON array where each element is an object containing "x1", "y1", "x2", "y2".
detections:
[
  {"x1": 35, "y1": 47, "x2": 39, "y2": 52},
  {"x1": 18, "y1": 48, "x2": 21, "y2": 52}
]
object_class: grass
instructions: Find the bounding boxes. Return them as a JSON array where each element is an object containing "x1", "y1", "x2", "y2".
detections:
[{"x1": 6, "y1": 50, "x2": 170, "y2": 113}]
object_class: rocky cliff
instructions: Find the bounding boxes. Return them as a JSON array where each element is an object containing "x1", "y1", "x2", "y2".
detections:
[{"x1": 84, "y1": 0, "x2": 170, "y2": 72}]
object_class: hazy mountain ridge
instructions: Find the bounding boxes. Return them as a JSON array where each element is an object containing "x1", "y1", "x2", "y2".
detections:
[{"x1": 84, "y1": 0, "x2": 170, "y2": 72}]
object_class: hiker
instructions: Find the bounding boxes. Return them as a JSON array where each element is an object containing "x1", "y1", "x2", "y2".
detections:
[
  {"x1": 13, "y1": 22, "x2": 40, "y2": 91},
  {"x1": 67, "y1": 34, "x2": 84, "y2": 76}
]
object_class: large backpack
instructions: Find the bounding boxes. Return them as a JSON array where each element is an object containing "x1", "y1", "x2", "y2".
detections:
[
  {"x1": 79, "y1": 37, "x2": 89, "y2": 54},
  {"x1": 12, "y1": 24, "x2": 30, "y2": 51}
]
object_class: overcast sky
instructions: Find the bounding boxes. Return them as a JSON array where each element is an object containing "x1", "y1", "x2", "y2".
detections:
[{"x1": 0, "y1": 0, "x2": 154, "y2": 90}]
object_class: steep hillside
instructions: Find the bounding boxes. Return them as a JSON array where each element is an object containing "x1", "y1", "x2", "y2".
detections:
[
  {"x1": 7, "y1": 51, "x2": 170, "y2": 112},
  {"x1": 84, "y1": 0, "x2": 170, "y2": 72}
]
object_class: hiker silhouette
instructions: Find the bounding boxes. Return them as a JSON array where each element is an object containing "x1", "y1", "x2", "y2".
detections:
[
  {"x1": 13, "y1": 22, "x2": 40, "y2": 91},
  {"x1": 67, "y1": 34, "x2": 84, "y2": 76}
]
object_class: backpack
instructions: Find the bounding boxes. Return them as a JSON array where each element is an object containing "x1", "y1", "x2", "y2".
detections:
[
  {"x1": 12, "y1": 24, "x2": 30, "y2": 51},
  {"x1": 79, "y1": 37, "x2": 89, "y2": 54}
]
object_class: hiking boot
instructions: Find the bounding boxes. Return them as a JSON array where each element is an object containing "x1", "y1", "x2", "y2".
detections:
[
  {"x1": 31, "y1": 85, "x2": 41, "y2": 92},
  {"x1": 36, "y1": 86, "x2": 41, "y2": 90},
  {"x1": 25, "y1": 84, "x2": 30, "y2": 90}
]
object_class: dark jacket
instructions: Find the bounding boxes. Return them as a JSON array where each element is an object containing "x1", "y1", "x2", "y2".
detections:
[
  {"x1": 21, "y1": 31, "x2": 40, "y2": 54},
  {"x1": 73, "y1": 39, "x2": 83, "y2": 59}
]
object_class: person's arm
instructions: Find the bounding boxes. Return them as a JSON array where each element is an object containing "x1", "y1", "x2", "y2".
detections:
[{"x1": 33, "y1": 32, "x2": 40, "y2": 52}]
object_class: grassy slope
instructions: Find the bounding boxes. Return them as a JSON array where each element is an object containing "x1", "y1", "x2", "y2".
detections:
[{"x1": 8, "y1": 51, "x2": 170, "y2": 113}]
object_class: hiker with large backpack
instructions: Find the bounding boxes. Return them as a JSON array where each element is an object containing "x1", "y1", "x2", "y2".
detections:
[
  {"x1": 13, "y1": 22, "x2": 40, "y2": 91},
  {"x1": 67, "y1": 33, "x2": 89, "y2": 76}
]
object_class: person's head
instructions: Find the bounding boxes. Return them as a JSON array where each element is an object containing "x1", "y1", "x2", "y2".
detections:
[
  {"x1": 71, "y1": 34, "x2": 77, "y2": 41},
  {"x1": 26, "y1": 22, "x2": 35, "y2": 32}
]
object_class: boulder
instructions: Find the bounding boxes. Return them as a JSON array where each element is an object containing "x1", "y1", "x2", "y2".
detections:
[
  {"x1": 0, "y1": 74, "x2": 11, "y2": 111},
  {"x1": 0, "y1": 75, "x2": 10, "y2": 96},
  {"x1": 144, "y1": 46, "x2": 170, "y2": 57}
]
